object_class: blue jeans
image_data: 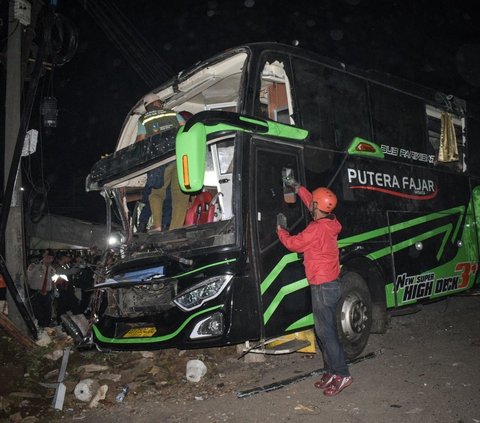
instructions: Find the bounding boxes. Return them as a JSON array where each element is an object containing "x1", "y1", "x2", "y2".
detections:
[{"x1": 311, "y1": 280, "x2": 350, "y2": 377}]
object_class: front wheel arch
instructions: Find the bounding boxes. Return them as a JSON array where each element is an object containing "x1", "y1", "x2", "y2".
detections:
[{"x1": 336, "y1": 271, "x2": 372, "y2": 360}]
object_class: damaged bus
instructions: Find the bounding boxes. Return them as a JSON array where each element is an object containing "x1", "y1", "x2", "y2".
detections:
[{"x1": 84, "y1": 43, "x2": 480, "y2": 358}]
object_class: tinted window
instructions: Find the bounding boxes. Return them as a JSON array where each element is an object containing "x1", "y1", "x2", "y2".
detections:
[
  {"x1": 370, "y1": 84, "x2": 427, "y2": 164},
  {"x1": 292, "y1": 58, "x2": 370, "y2": 151},
  {"x1": 467, "y1": 115, "x2": 480, "y2": 175},
  {"x1": 255, "y1": 147, "x2": 303, "y2": 251}
]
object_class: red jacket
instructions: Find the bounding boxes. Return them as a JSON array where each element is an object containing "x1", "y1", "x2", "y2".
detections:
[{"x1": 277, "y1": 186, "x2": 341, "y2": 285}]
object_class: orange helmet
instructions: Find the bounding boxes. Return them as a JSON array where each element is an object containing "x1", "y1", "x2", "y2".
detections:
[{"x1": 312, "y1": 187, "x2": 337, "y2": 213}]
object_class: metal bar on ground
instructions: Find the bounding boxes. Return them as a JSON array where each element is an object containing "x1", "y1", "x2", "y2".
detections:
[
  {"x1": 51, "y1": 347, "x2": 71, "y2": 410},
  {"x1": 236, "y1": 349, "x2": 383, "y2": 398}
]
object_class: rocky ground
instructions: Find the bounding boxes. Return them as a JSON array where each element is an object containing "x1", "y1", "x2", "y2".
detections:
[{"x1": 1, "y1": 293, "x2": 480, "y2": 423}]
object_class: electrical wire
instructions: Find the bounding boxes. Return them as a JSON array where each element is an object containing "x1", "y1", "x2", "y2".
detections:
[
  {"x1": 21, "y1": 5, "x2": 79, "y2": 224},
  {"x1": 22, "y1": 65, "x2": 51, "y2": 225},
  {"x1": 80, "y1": 0, "x2": 173, "y2": 88},
  {"x1": 86, "y1": 1, "x2": 156, "y2": 87},
  {"x1": 103, "y1": 0, "x2": 173, "y2": 79},
  {"x1": 86, "y1": 1, "x2": 160, "y2": 87},
  {"x1": 103, "y1": 0, "x2": 173, "y2": 77}
]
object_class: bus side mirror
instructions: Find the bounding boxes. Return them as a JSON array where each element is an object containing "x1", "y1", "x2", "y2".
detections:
[{"x1": 176, "y1": 123, "x2": 207, "y2": 192}]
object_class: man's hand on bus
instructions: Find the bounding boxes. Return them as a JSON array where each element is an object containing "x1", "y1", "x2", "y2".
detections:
[
  {"x1": 282, "y1": 175, "x2": 300, "y2": 193},
  {"x1": 277, "y1": 213, "x2": 287, "y2": 230}
]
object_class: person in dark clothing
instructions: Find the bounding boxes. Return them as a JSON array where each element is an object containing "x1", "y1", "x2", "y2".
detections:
[
  {"x1": 72, "y1": 256, "x2": 95, "y2": 313},
  {"x1": 53, "y1": 253, "x2": 81, "y2": 323},
  {"x1": 277, "y1": 182, "x2": 352, "y2": 397},
  {"x1": 27, "y1": 249, "x2": 56, "y2": 327}
]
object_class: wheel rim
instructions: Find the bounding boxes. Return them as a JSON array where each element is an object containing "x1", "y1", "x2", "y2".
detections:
[{"x1": 340, "y1": 292, "x2": 369, "y2": 341}]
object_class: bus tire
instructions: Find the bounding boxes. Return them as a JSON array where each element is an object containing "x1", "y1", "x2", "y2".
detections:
[{"x1": 336, "y1": 271, "x2": 372, "y2": 360}]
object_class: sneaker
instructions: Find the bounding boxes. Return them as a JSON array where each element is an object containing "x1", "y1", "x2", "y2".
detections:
[
  {"x1": 323, "y1": 375, "x2": 353, "y2": 397},
  {"x1": 314, "y1": 372, "x2": 335, "y2": 389}
]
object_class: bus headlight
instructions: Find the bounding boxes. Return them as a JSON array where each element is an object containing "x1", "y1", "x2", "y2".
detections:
[
  {"x1": 190, "y1": 312, "x2": 224, "y2": 339},
  {"x1": 173, "y1": 275, "x2": 233, "y2": 311}
]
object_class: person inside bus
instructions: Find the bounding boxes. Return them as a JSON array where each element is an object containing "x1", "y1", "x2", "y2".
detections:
[
  {"x1": 276, "y1": 181, "x2": 352, "y2": 397},
  {"x1": 135, "y1": 94, "x2": 188, "y2": 232}
]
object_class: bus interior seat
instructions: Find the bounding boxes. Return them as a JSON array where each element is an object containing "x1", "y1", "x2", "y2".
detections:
[{"x1": 184, "y1": 191, "x2": 216, "y2": 226}]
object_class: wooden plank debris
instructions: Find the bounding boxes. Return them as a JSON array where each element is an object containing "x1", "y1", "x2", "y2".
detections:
[{"x1": 0, "y1": 312, "x2": 38, "y2": 349}]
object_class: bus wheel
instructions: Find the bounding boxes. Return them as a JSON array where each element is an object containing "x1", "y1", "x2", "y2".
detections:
[{"x1": 337, "y1": 271, "x2": 372, "y2": 360}]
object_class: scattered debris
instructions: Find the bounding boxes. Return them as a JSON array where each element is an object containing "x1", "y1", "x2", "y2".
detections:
[
  {"x1": 294, "y1": 404, "x2": 316, "y2": 412},
  {"x1": 88, "y1": 384, "x2": 108, "y2": 408},
  {"x1": 35, "y1": 329, "x2": 52, "y2": 347},
  {"x1": 8, "y1": 392, "x2": 42, "y2": 399},
  {"x1": 74, "y1": 379, "x2": 100, "y2": 402},
  {"x1": 115, "y1": 386, "x2": 129, "y2": 403},
  {"x1": 52, "y1": 347, "x2": 71, "y2": 411},
  {"x1": 237, "y1": 367, "x2": 324, "y2": 398},
  {"x1": 147, "y1": 365, "x2": 160, "y2": 376},
  {"x1": 0, "y1": 313, "x2": 38, "y2": 350},
  {"x1": 44, "y1": 349, "x2": 65, "y2": 361},
  {"x1": 186, "y1": 359, "x2": 207, "y2": 383},
  {"x1": 98, "y1": 373, "x2": 122, "y2": 382},
  {"x1": 78, "y1": 364, "x2": 110, "y2": 373}
]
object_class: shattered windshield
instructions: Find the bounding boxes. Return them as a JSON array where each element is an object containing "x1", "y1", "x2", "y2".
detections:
[
  {"x1": 87, "y1": 50, "x2": 247, "y2": 256},
  {"x1": 121, "y1": 138, "x2": 236, "y2": 254},
  {"x1": 114, "y1": 51, "x2": 248, "y2": 152}
]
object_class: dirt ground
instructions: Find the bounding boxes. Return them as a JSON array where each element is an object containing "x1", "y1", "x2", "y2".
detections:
[{"x1": 1, "y1": 294, "x2": 480, "y2": 423}]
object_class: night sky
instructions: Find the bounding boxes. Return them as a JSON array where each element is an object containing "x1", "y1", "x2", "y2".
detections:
[{"x1": 2, "y1": 0, "x2": 480, "y2": 223}]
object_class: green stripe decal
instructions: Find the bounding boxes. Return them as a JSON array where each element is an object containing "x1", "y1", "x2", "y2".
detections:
[
  {"x1": 368, "y1": 223, "x2": 453, "y2": 262},
  {"x1": 338, "y1": 205, "x2": 465, "y2": 264},
  {"x1": 286, "y1": 313, "x2": 314, "y2": 332},
  {"x1": 260, "y1": 252, "x2": 301, "y2": 295},
  {"x1": 92, "y1": 305, "x2": 222, "y2": 344},
  {"x1": 263, "y1": 278, "x2": 308, "y2": 324},
  {"x1": 174, "y1": 258, "x2": 237, "y2": 278}
]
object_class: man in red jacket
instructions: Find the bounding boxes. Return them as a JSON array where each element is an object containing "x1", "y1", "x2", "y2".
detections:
[{"x1": 277, "y1": 183, "x2": 352, "y2": 396}]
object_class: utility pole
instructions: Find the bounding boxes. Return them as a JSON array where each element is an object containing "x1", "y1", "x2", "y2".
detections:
[
  {"x1": 4, "y1": 0, "x2": 29, "y2": 332},
  {"x1": 3, "y1": 1, "x2": 77, "y2": 338}
]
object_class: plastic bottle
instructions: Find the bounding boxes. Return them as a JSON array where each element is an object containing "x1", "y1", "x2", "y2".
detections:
[{"x1": 115, "y1": 385, "x2": 129, "y2": 403}]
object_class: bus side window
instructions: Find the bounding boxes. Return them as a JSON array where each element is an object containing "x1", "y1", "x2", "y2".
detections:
[
  {"x1": 257, "y1": 58, "x2": 295, "y2": 125},
  {"x1": 426, "y1": 104, "x2": 466, "y2": 172},
  {"x1": 255, "y1": 147, "x2": 303, "y2": 251},
  {"x1": 204, "y1": 140, "x2": 235, "y2": 221}
]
